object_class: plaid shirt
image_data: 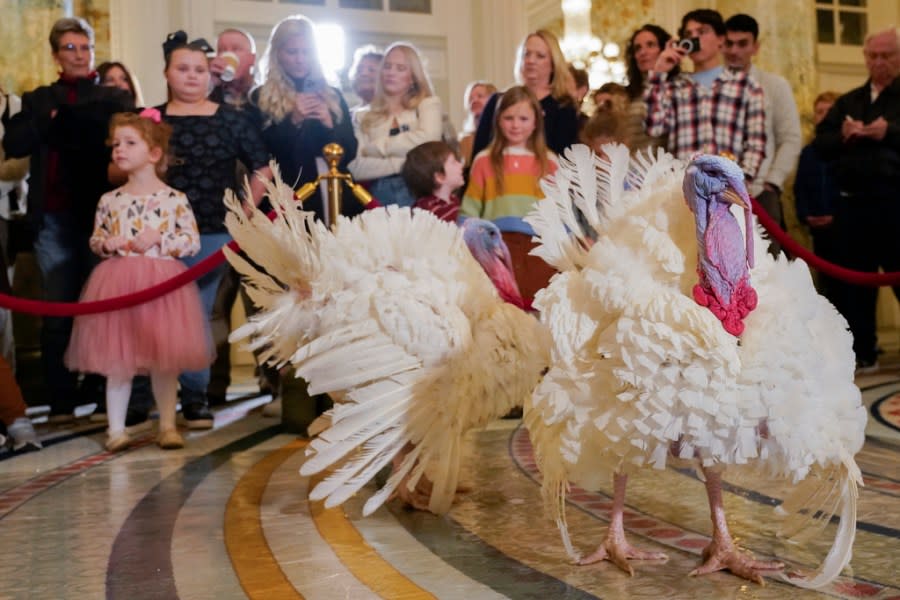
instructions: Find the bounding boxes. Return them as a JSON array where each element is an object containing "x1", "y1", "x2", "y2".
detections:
[{"x1": 644, "y1": 67, "x2": 767, "y2": 179}]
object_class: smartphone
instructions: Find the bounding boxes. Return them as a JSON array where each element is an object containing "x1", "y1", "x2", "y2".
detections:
[{"x1": 302, "y1": 78, "x2": 326, "y2": 94}]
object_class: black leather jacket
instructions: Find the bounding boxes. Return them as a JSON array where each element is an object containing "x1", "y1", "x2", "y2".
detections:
[{"x1": 3, "y1": 76, "x2": 133, "y2": 229}]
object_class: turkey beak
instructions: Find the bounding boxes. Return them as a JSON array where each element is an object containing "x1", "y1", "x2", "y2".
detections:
[
  {"x1": 495, "y1": 238, "x2": 515, "y2": 276},
  {"x1": 722, "y1": 186, "x2": 749, "y2": 210}
]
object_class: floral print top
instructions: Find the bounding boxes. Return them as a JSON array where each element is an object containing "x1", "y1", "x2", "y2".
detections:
[{"x1": 89, "y1": 187, "x2": 200, "y2": 260}]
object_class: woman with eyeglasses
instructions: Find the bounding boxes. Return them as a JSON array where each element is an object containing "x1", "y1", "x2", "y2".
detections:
[{"x1": 3, "y1": 17, "x2": 134, "y2": 422}]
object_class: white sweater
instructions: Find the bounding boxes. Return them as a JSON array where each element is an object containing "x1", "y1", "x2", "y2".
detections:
[
  {"x1": 348, "y1": 96, "x2": 443, "y2": 181},
  {"x1": 749, "y1": 66, "x2": 802, "y2": 196}
]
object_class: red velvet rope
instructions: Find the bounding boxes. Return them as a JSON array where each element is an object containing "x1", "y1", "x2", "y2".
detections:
[
  {"x1": 0, "y1": 240, "x2": 236, "y2": 316},
  {"x1": 0, "y1": 199, "x2": 383, "y2": 317},
  {"x1": 1, "y1": 197, "x2": 895, "y2": 317},
  {"x1": 750, "y1": 199, "x2": 900, "y2": 288}
]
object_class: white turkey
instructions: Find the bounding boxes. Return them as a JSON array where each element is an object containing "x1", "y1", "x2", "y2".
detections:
[
  {"x1": 525, "y1": 145, "x2": 866, "y2": 587},
  {"x1": 222, "y1": 168, "x2": 549, "y2": 515}
]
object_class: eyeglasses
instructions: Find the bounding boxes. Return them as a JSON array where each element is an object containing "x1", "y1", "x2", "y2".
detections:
[{"x1": 59, "y1": 43, "x2": 94, "y2": 53}]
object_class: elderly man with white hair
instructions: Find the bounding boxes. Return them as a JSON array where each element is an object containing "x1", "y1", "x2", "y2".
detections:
[{"x1": 814, "y1": 26, "x2": 900, "y2": 372}]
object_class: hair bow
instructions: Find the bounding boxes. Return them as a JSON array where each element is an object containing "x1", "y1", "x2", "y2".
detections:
[
  {"x1": 139, "y1": 107, "x2": 162, "y2": 124},
  {"x1": 163, "y1": 30, "x2": 215, "y2": 59}
]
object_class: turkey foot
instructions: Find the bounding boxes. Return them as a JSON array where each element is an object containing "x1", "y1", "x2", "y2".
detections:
[
  {"x1": 692, "y1": 466, "x2": 783, "y2": 584},
  {"x1": 578, "y1": 473, "x2": 667, "y2": 575},
  {"x1": 689, "y1": 536, "x2": 783, "y2": 584}
]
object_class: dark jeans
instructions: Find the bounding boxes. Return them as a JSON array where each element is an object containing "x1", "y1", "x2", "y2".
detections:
[
  {"x1": 836, "y1": 195, "x2": 900, "y2": 363},
  {"x1": 208, "y1": 265, "x2": 279, "y2": 401},
  {"x1": 33, "y1": 213, "x2": 98, "y2": 413},
  {"x1": 178, "y1": 232, "x2": 230, "y2": 401}
]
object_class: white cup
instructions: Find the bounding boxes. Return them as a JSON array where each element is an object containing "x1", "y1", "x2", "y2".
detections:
[{"x1": 219, "y1": 52, "x2": 240, "y2": 82}]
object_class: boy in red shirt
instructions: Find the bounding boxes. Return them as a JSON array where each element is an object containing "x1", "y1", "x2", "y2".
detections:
[{"x1": 402, "y1": 141, "x2": 464, "y2": 222}]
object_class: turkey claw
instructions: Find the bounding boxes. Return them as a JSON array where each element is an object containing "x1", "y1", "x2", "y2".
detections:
[
  {"x1": 689, "y1": 541, "x2": 783, "y2": 584},
  {"x1": 578, "y1": 538, "x2": 668, "y2": 576}
]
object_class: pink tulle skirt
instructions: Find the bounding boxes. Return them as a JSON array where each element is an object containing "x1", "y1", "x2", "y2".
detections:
[{"x1": 65, "y1": 256, "x2": 213, "y2": 380}]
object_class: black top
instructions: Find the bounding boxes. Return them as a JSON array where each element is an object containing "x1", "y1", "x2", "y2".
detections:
[
  {"x1": 814, "y1": 77, "x2": 900, "y2": 200},
  {"x1": 250, "y1": 82, "x2": 360, "y2": 222},
  {"x1": 3, "y1": 77, "x2": 134, "y2": 230},
  {"x1": 470, "y1": 92, "x2": 579, "y2": 160},
  {"x1": 157, "y1": 103, "x2": 270, "y2": 233}
]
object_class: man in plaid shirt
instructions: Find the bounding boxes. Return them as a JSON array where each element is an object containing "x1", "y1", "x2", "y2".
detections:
[{"x1": 644, "y1": 8, "x2": 766, "y2": 181}]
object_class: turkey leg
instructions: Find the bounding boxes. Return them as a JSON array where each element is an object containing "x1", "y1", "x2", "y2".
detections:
[
  {"x1": 579, "y1": 472, "x2": 668, "y2": 574},
  {"x1": 690, "y1": 466, "x2": 784, "y2": 583}
]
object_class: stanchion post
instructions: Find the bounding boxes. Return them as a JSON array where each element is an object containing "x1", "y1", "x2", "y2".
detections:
[
  {"x1": 283, "y1": 143, "x2": 361, "y2": 435},
  {"x1": 323, "y1": 143, "x2": 344, "y2": 231}
]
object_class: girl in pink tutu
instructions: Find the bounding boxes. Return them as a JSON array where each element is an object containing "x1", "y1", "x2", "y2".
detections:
[{"x1": 65, "y1": 109, "x2": 212, "y2": 452}]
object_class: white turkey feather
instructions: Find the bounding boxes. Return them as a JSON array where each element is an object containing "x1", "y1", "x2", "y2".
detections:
[
  {"x1": 225, "y1": 185, "x2": 550, "y2": 516},
  {"x1": 525, "y1": 144, "x2": 866, "y2": 587}
]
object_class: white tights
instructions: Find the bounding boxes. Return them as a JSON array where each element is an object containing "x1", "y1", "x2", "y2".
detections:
[{"x1": 106, "y1": 372, "x2": 179, "y2": 436}]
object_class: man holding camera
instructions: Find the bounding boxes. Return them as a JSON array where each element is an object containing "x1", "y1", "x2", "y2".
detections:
[
  {"x1": 724, "y1": 14, "x2": 802, "y2": 255},
  {"x1": 644, "y1": 9, "x2": 766, "y2": 182}
]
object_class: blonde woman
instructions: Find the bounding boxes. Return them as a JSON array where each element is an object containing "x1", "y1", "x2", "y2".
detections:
[
  {"x1": 251, "y1": 15, "x2": 358, "y2": 222},
  {"x1": 470, "y1": 30, "x2": 578, "y2": 160},
  {"x1": 348, "y1": 42, "x2": 442, "y2": 208}
]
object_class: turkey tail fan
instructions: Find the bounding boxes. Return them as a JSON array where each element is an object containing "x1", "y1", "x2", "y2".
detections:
[
  {"x1": 529, "y1": 143, "x2": 626, "y2": 273},
  {"x1": 592, "y1": 143, "x2": 630, "y2": 218},
  {"x1": 223, "y1": 160, "x2": 322, "y2": 294},
  {"x1": 626, "y1": 146, "x2": 683, "y2": 194},
  {"x1": 776, "y1": 455, "x2": 862, "y2": 588}
]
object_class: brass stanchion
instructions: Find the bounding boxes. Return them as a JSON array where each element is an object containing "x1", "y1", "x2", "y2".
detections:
[
  {"x1": 293, "y1": 143, "x2": 373, "y2": 230},
  {"x1": 281, "y1": 143, "x2": 371, "y2": 435}
]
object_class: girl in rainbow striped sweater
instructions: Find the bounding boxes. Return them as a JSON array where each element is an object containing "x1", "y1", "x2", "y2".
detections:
[{"x1": 460, "y1": 86, "x2": 557, "y2": 302}]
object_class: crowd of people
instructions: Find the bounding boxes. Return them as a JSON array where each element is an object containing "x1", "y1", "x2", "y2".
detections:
[{"x1": 0, "y1": 9, "x2": 897, "y2": 452}]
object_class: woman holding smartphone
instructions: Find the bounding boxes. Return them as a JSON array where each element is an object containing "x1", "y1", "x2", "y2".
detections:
[{"x1": 252, "y1": 14, "x2": 358, "y2": 222}]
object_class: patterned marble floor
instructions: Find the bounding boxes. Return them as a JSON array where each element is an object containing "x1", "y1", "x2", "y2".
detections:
[{"x1": 1, "y1": 371, "x2": 899, "y2": 599}]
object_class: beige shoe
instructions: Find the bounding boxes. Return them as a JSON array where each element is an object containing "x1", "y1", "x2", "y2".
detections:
[
  {"x1": 157, "y1": 429, "x2": 185, "y2": 450},
  {"x1": 105, "y1": 432, "x2": 132, "y2": 453}
]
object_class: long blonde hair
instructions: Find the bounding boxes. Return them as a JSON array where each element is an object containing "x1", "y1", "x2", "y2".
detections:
[
  {"x1": 359, "y1": 42, "x2": 434, "y2": 134},
  {"x1": 514, "y1": 30, "x2": 575, "y2": 106},
  {"x1": 488, "y1": 86, "x2": 551, "y2": 194},
  {"x1": 256, "y1": 15, "x2": 342, "y2": 125}
]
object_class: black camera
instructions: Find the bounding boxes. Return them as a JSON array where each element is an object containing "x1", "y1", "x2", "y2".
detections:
[{"x1": 676, "y1": 37, "x2": 700, "y2": 53}]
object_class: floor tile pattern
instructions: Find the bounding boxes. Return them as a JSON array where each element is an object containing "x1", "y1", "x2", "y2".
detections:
[{"x1": 0, "y1": 372, "x2": 898, "y2": 600}]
